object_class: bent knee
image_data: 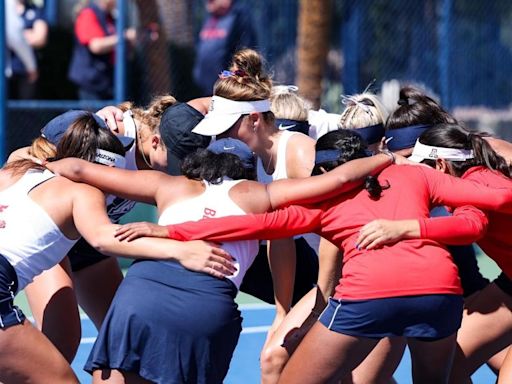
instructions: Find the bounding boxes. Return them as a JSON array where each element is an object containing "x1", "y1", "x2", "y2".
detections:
[{"x1": 260, "y1": 344, "x2": 290, "y2": 375}]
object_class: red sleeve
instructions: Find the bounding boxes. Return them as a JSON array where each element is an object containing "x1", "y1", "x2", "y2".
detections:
[
  {"x1": 167, "y1": 204, "x2": 323, "y2": 242},
  {"x1": 419, "y1": 166, "x2": 512, "y2": 212},
  {"x1": 419, "y1": 206, "x2": 488, "y2": 245},
  {"x1": 75, "y1": 8, "x2": 106, "y2": 45}
]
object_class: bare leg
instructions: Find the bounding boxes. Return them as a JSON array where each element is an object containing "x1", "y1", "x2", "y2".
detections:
[
  {"x1": 487, "y1": 346, "x2": 509, "y2": 375},
  {"x1": 450, "y1": 283, "x2": 512, "y2": 383},
  {"x1": 347, "y1": 337, "x2": 406, "y2": 384},
  {"x1": 278, "y1": 321, "x2": 379, "y2": 384},
  {"x1": 93, "y1": 369, "x2": 153, "y2": 384},
  {"x1": 74, "y1": 257, "x2": 123, "y2": 329},
  {"x1": 261, "y1": 288, "x2": 319, "y2": 384},
  {"x1": 24, "y1": 257, "x2": 81, "y2": 363},
  {"x1": 261, "y1": 238, "x2": 341, "y2": 384},
  {"x1": 408, "y1": 334, "x2": 457, "y2": 384},
  {"x1": 497, "y1": 346, "x2": 512, "y2": 384},
  {"x1": 0, "y1": 320, "x2": 78, "y2": 383}
]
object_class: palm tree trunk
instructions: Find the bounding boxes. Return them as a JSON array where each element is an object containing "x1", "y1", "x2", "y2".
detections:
[{"x1": 296, "y1": 0, "x2": 331, "y2": 109}]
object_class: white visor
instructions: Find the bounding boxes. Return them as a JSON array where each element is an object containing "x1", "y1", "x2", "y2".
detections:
[
  {"x1": 408, "y1": 140, "x2": 474, "y2": 163},
  {"x1": 95, "y1": 149, "x2": 126, "y2": 168},
  {"x1": 192, "y1": 96, "x2": 271, "y2": 136}
]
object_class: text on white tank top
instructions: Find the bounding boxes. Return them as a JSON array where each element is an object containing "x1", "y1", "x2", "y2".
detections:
[
  {"x1": 158, "y1": 178, "x2": 258, "y2": 289},
  {"x1": 0, "y1": 170, "x2": 78, "y2": 292}
]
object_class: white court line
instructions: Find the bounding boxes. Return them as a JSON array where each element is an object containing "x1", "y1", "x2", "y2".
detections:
[
  {"x1": 239, "y1": 303, "x2": 274, "y2": 310},
  {"x1": 241, "y1": 325, "x2": 270, "y2": 334},
  {"x1": 27, "y1": 303, "x2": 275, "y2": 323},
  {"x1": 29, "y1": 303, "x2": 274, "y2": 344},
  {"x1": 80, "y1": 325, "x2": 271, "y2": 344},
  {"x1": 74, "y1": 303, "x2": 274, "y2": 321}
]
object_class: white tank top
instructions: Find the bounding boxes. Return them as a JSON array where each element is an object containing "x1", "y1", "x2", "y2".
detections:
[
  {"x1": 0, "y1": 169, "x2": 78, "y2": 292},
  {"x1": 158, "y1": 178, "x2": 258, "y2": 289},
  {"x1": 257, "y1": 130, "x2": 297, "y2": 184},
  {"x1": 257, "y1": 131, "x2": 320, "y2": 252}
]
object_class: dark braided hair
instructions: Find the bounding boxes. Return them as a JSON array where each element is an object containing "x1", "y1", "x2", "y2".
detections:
[
  {"x1": 313, "y1": 130, "x2": 389, "y2": 199},
  {"x1": 181, "y1": 149, "x2": 256, "y2": 183}
]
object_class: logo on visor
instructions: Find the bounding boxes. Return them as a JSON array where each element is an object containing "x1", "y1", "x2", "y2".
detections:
[
  {"x1": 209, "y1": 99, "x2": 215, "y2": 112},
  {"x1": 96, "y1": 152, "x2": 116, "y2": 164},
  {"x1": 429, "y1": 148, "x2": 438, "y2": 159}
]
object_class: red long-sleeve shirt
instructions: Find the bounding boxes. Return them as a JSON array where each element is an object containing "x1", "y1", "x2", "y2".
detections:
[
  {"x1": 167, "y1": 165, "x2": 512, "y2": 300},
  {"x1": 420, "y1": 166, "x2": 512, "y2": 278},
  {"x1": 75, "y1": 8, "x2": 115, "y2": 45}
]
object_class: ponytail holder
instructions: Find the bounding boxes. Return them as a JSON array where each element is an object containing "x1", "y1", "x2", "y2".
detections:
[
  {"x1": 273, "y1": 85, "x2": 299, "y2": 94},
  {"x1": 219, "y1": 69, "x2": 247, "y2": 79},
  {"x1": 341, "y1": 95, "x2": 373, "y2": 115}
]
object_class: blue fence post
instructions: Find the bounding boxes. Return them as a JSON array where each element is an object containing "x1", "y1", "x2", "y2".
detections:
[
  {"x1": 0, "y1": 0, "x2": 6, "y2": 163},
  {"x1": 438, "y1": 0, "x2": 453, "y2": 109},
  {"x1": 114, "y1": 0, "x2": 127, "y2": 104},
  {"x1": 44, "y1": 0, "x2": 59, "y2": 27},
  {"x1": 343, "y1": 0, "x2": 362, "y2": 95}
]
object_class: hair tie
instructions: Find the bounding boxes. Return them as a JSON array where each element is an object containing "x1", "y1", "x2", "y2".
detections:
[
  {"x1": 218, "y1": 69, "x2": 247, "y2": 79},
  {"x1": 273, "y1": 85, "x2": 299, "y2": 95},
  {"x1": 341, "y1": 95, "x2": 373, "y2": 115}
]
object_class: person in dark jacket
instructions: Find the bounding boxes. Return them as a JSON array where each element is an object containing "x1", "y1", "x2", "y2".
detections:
[
  {"x1": 193, "y1": 0, "x2": 258, "y2": 96},
  {"x1": 68, "y1": 0, "x2": 135, "y2": 100}
]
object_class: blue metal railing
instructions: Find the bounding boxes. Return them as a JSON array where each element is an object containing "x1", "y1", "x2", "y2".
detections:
[
  {"x1": 438, "y1": 0, "x2": 453, "y2": 109},
  {"x1": 115, "y1": 0, "x2": 127, "y2": 104},
  {"x1": 0, "y1": 0, "x2": 6, "y2": 162}
]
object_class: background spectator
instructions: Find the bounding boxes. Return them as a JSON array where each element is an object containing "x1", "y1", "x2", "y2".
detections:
[
  {"x1": 5, "y1": 0, "x2": 38, "y2": 91},
  {"x1": 193, "y1": 0, "x2": 258, "y2": 96},
  {"x1": 68, "y1": 0, "x2": 136, "y2": 100},
  {"x1": 8, "y1": 0, "x2": 48, "y2": 99}
]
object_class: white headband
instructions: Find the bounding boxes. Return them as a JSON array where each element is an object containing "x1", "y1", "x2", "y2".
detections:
[
  {"x1": 95, "y1": 149, "x2": 126, "y2": 168},
  {"x1": 192, "y1": 96, "x2": 271, "y2": 136},
  {"x1": 409, "y1": 140, "x2": 474, "y2": 163},
  {"x1": 208, "y1": 96, "x2": 271, "y2": 115}
]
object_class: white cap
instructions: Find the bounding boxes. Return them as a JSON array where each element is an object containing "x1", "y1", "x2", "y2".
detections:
[
  {"x1": 192, "y1": 96, "x2": 271, "y2": 136},
  {"x1": 408, "y1": 140, "x2": 474, "y2": 162}
]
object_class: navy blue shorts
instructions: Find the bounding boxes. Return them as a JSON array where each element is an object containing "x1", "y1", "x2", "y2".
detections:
[
  {"x1": 0, "y1": 254, "x2": 25, "y2": 329},
  {"x1": 319, "y1": 294, "x2": 463, "y2": 340},
  {"x1": 67, "y1": 238, "x2": 110, "y2": 272},
  {"x1": 85, "y1": 259, "x2": 241, "y2": 384},
  {"x1": 240, "y1": 237, "x2": 318, "y2": 304}
]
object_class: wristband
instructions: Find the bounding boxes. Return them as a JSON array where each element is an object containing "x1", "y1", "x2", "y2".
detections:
[{"x1": 379, "y1": 149, "x2": 395, "y2": 164}]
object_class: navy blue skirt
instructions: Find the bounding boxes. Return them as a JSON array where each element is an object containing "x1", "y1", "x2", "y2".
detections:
[
  {"x1": 85, "y1": 259, "x2": 242, "y2": 384},
  {"x1": 0, "y1": 254, "x2": 25, "y2": 329},
  {"x1": 319, "y1": 294, "x2": 463, "y2": 340}
]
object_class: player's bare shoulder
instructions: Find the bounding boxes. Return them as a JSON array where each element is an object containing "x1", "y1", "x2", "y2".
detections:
[{"x1": 230, "y1": 180, "x2": 270, "y2": 214}]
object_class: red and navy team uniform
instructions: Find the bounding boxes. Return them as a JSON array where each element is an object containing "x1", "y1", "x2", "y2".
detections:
[{"x1": 166, "y1": 165, "x2": 512, "y2": 338}]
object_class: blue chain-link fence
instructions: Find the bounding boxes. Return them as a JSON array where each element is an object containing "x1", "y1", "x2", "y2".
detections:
[{"x1": 4, "y1": 0, "x2": 512, "y2": 157}]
